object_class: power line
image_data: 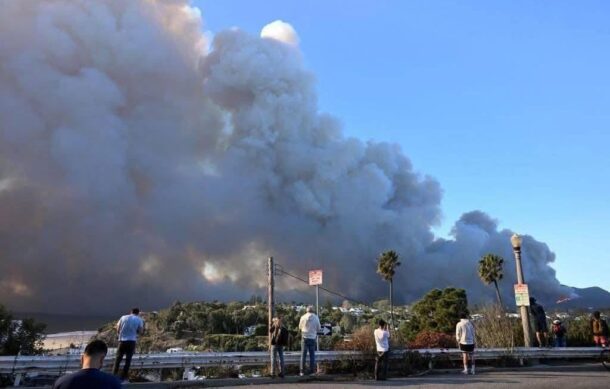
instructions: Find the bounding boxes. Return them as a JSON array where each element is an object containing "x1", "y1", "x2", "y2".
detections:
[{"x1": 274, "y1": 265, "x2": 375, "y2": 309}]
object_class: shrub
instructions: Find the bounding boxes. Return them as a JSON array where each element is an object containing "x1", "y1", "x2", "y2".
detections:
[
  {"x1": 408, "y1": 331, "x2": 455, "y2": 349},
  {"x1": 474, "y1": 304, "x2": 522, "y2": 348},
  {"x1": 334, "y1": 324, "x2": 375, "y2": 353}
]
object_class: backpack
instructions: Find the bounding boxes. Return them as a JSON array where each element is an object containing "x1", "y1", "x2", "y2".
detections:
[{"x1": 592, "y1": 319, "x2": 602, "y2": 335}]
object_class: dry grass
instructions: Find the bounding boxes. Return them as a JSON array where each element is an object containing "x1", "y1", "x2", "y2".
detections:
[{"x1": 474, "y1": 304, "x2": 523, "y2": 348}]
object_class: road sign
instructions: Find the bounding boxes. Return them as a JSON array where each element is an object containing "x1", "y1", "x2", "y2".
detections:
[
  {"x1": 317, "y1": 324, "x2": 332, "y2": 336},
  {"x1": 514, "y1": 283, "x2": 530, "y2": 306},
  {"x1": 309, "y1": 269, "x2": 323, "y2": 286}
]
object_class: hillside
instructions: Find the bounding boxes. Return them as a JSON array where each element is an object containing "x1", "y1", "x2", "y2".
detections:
[{"x1": 551, "y1": 286, "x2": 610, "y2": 310}]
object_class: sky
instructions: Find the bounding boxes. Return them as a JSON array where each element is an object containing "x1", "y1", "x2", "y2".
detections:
[{"x1": 195, "y1": 0, "x2": 610, "y2": 291}]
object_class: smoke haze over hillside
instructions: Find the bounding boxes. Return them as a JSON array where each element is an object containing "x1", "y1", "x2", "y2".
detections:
[{"x1": 0, "y1": 0, "x2": 571, "y2": 314}]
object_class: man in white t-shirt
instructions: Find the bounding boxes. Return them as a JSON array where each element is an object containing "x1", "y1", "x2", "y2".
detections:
[
  {"x1": 112, "y1": 307, "x2": 144, "y2": 382},
  {"x1": 455, "y1": 314, "x2": 476, "y2": 375},
  {"x1": 298, "y1": 305, "x2": 321, "y2": 375},
  {"x1": 373, "y1": 319, "x2": 390, "y2": 380}
]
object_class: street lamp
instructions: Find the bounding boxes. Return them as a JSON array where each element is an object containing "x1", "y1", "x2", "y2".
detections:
[{"x1": 511, "y1": 233, "x2": 533, "y2": 347}]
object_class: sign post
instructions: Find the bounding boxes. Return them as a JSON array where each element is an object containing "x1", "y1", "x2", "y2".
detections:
[
  {"x1": 514, "y1": 284, "x2": 530, "y2": 307},
  {"x1": 308, "y1": 269, "x2": 323, "y2": 363}
]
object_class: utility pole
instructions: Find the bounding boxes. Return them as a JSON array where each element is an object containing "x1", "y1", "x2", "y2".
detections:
[{"x1": 268, "y1": 257, "x2": 275, "y2": 366}]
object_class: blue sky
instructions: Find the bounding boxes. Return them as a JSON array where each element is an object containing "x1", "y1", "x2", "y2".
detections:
[{"x1": 194, "y1": 0, "x2": 610, "y2": 291}]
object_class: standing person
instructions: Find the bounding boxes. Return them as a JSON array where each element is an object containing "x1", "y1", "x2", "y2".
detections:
[
  {"x1": 269, "y1": 316, "x2": 289, "y2": 378},
  {"x1": 591, "y1": 311, "x2": 609, "y2": 347},
  {"x1": 112, "y1": 307, "x2": 144, "y2": 382},
  {"x1": 551, "y1": 319, "x2": 567, "y2": 347},
  {"x1": 455, "y1": 313, "x2": 476, "y2": 375},
  {"x1": 52, "y1": 340, "x2": 121, "y2": 389},
  {"x1": 373, "y1": 319, "x2": 390, "y2": 381},
  {"x1": 298, "y1": 305, "x2": 321, "y2": 376},
  {"x1": 529, "y1": 297, "x2": 549, "y2": 347}
]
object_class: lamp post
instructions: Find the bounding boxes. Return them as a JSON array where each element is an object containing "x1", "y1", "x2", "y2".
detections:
[{"x1": 510, "y1": 233, "x2": 533, "y2": 347}]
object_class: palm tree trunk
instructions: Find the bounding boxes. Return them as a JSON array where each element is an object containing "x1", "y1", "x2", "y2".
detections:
[
  {"x1": 493, "y1": 280, "x2": 503, "y2": 307},
  {"x1": 390, "y1": 279, "x2": 394, "y2": 332}
]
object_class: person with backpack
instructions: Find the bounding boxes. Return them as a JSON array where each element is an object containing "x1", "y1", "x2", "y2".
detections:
[
  {"x1": 529, "y1": 297, "x2": 549, "y2": 347},
  {"x1": 270, "y1": 316, "x2": 289, "y2": 378},
  {"x1": 551, "y1": 319, "x2": 567, "y2": 347},
  {"x1": 591, "y1": 311, "x2": 608, "y2": 347}
]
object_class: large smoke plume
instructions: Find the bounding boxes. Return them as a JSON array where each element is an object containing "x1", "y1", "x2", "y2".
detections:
[{"x1": 0, "y1": 0, "x2": 570, "y2": 314}]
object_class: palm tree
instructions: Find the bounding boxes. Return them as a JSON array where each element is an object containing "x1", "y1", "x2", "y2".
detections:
[
  {"x1": 377, "y1": 250, "x2": 401, "y2": 330},
  {"x1": 478, "y1": 253, "x2": 504, "y2": 306}
]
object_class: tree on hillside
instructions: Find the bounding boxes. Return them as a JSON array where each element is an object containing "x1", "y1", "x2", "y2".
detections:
[
  {"x1": 0, "y1": 305, "x2": 46, "y2": 356},
  {"x1": 401, "y1": 287, "x2": 469, "y2": 341},
  {"x1": 377, "y1": 250, "x2": 401, "y2": 330},
  {"x1": 478, "y1": 253, "x2": 504, "y2": 306}
]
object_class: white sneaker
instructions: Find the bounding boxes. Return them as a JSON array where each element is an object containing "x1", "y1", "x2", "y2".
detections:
[
  {"x1": 470, "y1": 369, "x2": 475, "y2": 375},
  {"x1": 461, "y1": 369, "x2": 469, "y2": 375}
]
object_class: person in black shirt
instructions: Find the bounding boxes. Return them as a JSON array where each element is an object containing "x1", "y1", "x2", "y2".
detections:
[
  {"x1": 52, "y1": 339, "x2": 121, "y2": 389},
  {"x1": 270, "y1": 316, "x2": 289, "y2": 378},
  {"x1": 529, "y1": 297, "x2": 549, "y2": 347}
]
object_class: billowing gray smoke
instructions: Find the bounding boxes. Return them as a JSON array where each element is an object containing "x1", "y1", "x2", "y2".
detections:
[{"x1": 0, "y1": 0, "x2": 570, "y2": 314}]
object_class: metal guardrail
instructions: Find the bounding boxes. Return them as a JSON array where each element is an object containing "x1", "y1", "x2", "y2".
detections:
[{"x1": 0, "y1": 347, "x2": 605, "y2": 375}]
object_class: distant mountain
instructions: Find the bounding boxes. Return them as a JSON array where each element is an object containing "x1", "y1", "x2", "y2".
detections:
[
  {"x1": 13, "y1": 312, "x2": 116, "y2": 334},
  {"x1": 551, "y1": 286, "x2": 610, "y2": 311}
]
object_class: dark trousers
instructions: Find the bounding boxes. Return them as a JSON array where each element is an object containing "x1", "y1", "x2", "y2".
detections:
[
  {"x1": 374, "y1": 350, "x2": 389, "y2": 380},
  {"x1": 113, "y1": 340, "x2": 136, "y2": 379}
]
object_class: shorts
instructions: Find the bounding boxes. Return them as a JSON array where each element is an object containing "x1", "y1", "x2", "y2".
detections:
[
  {"x1": 459, "y1": 343, "x2": 474, "y2": 353},
  {"x1": 534, "y1": 319, "x2": 547, "y2": 333},
  {"x1": 593, "y1": 335, "x2": 608, "y2": 346}
]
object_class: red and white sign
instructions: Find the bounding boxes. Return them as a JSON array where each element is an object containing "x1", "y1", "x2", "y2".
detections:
[
  {"x1": 309, "y1": 269, "x2": 323, "y2": 286},
  {"x1": 514, "y1": 283, "x2": 530, "y2": 306}
]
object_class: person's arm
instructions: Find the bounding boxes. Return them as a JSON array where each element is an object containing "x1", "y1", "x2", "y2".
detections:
[
  {"x1": 116, "y1": 319, "x2": 122, "y2": 334},
  {"x1": 138, "y1": 319, "x2": 145, "y2": 335},
  {"x1": 456, "y1": 324, "x2": 461, "y2": 343}
]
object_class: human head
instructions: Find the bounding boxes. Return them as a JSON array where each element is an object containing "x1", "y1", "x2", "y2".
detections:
[
  {"x1": 529, "y1": 297, "x2": 536, "y2": 304},
  {"x1": 553, "y1": 319, "x2": 561, "y2": 325},
  {"x1": 378, "y1": 319, "x2": 386, "y2": 328},
  {"x1": 81, "y1": 340, "x2": 108, "y2": 369},
  {"x1": 460, "y1": 309, "x2": 470, "y2": 320},
  {"x1": 593, "y1": 311, "x2": 601, "y2": 319},
  {"x1": 131, "y1": 307, "x2": 140, "y2": 315},
  {"x1": 306, "y1": 305, "x2": 315, "y2": 313},
  {"x1": 273, "y1": 316, "x2": 282, "y2": 325}
]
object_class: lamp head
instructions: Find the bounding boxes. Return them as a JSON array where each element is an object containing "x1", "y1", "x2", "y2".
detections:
[{"x1": 510, "y1": 233, "x2": 522, "y2": 249}]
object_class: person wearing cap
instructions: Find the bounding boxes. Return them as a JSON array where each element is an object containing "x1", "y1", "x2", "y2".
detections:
[
  {"x1": 551, "y1": 319, "x2": 567, "y2": 347},
  {"x1": 529, "y1": 297, "x2": 549, "y2": 347}
]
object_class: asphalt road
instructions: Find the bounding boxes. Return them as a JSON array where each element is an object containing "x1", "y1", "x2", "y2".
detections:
[{"x1": 216, "y1": 366, "x2": 610, "y2": 389}]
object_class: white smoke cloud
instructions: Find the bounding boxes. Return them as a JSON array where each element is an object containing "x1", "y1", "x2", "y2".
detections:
[
  {"x1": 0, "y1": 0, "x2": 570, "y2": 314},
  {"x1": 260, "y1": 20, "x2": 300, "y2": 46}
]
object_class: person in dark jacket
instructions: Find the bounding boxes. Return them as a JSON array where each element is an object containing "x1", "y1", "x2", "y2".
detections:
[
  {"x1": 529, "y1": 297, "x2": 549, "y2": 347},
  {"x1": 269, "y1": 316, "x2": 289, "y2": 377}
]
